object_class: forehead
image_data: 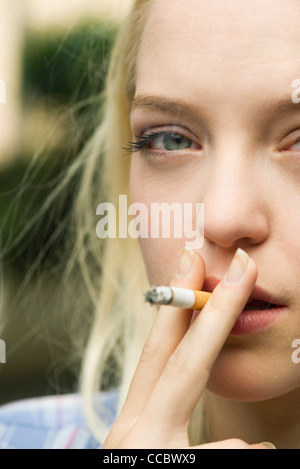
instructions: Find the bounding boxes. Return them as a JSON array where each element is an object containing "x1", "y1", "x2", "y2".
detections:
[{"x1": 136, "y1": 0, "x2": 300, "y2": 102}]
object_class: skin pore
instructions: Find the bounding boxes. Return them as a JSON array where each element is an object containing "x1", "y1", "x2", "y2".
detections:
[{"x1": 129, "y1": 0, "x2": 300, "y2": 448}]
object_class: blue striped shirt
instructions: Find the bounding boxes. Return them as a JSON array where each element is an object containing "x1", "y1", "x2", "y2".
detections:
[{"x1": 0, "y1": 389, "x2": 118, "y2": 449}]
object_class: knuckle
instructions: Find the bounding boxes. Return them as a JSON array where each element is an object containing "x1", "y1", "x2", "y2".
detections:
[
  {"x1": 206, "y1": 294, "x2": 223, "y2": 316},
  {"x1": 164, "y1": 349, "x2": 211, "y2": 383},
  {"x1": 139, "y1": 337, "x2": 160, "y2": 363},
  {"x1": 200, "y1": 363, "x2": 212, "y2": 382},
  {"x1": 225, "y1": 438, "x2": 249, "y2": 449},
  {"x1": 165, "y1": 348, "x2": 187, "y2": 376}
]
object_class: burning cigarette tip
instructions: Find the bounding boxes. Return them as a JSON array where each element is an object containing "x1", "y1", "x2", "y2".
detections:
[{"x1": 144, "y1": 286, "x2": 173, "y2": 305}]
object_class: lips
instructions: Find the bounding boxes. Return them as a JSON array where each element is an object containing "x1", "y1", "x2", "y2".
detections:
[
  {"x1": 202, "y1": 276, "x2": 286, "y2": 309},
  {"x1": 201, "y1": 276, "x2": 288, "y2": 334}
]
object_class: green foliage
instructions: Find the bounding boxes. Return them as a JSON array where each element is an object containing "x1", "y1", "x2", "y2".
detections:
[
  {"x1": 0, "y1": 21, "x2": 119, "y2": 403},
  {"x1": 23, "y1": 21, "x2": 117, "y2": 104},
  {"x1": 1, "y1": 22, "x2": 117, "y2": 271},
  {"x1": 0, "y1": 155, "x2": 76, "y2": 272}
]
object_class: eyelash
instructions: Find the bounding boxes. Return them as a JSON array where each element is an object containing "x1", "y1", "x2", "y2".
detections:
[{"x1": 125, "y1": 132, "x2": 161, "y2": 154}]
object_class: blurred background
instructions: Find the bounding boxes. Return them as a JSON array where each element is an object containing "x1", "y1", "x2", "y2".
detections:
[{"x1": 0, "y1": 0, "x2": 133, "y2": 405}]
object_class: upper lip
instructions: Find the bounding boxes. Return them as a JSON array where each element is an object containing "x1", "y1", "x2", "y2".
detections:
[{"x1": 202, "y1": 276, "x2": 286, "y2": 306}]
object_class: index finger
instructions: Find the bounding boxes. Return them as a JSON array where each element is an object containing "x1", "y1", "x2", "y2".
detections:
[
  {"x1": 119, "y1": 248, "x2": 206, "y2": 419},
  {"x1": 140, "y1": 249, "x2": 257, "y2": 429}
]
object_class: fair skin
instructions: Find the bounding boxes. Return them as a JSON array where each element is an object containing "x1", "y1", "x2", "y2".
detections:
[{"x1": 103, "y1": 0, "x2": 300, "y2": 449}]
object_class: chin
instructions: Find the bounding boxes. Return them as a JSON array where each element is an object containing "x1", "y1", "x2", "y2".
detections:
[{"x1": 206, "y1": 346, "x2": 297, "y2": 402}]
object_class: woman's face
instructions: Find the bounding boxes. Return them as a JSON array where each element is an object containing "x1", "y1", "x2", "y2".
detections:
[{"x1": 129, "y1": 0, "x2": 300, "y2": 402}]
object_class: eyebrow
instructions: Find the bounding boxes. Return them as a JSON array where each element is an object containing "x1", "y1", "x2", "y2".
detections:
[
  {"x1": 130, "y1": 95, "x2": 199, "y2": 117},
  {"x1": 130, "y1": 94, "x2": 300, "y2": 117}
]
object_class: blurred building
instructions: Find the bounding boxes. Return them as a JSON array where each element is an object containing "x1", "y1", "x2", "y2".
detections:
[
  {"x1": 25, "y1": 0, "x2": 133, "y2": 29},
  {"x1": 0, "y1": 0, "x2": 133, "y2": 165},
  {"x1": 0, "y1": 1, "x2": 24, "y2": 165},
  {"x1": 0, "y1": 0, "x2": 134, "y2": 405}
]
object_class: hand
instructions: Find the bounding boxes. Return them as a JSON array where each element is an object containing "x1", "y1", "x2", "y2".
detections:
[{"x1": 103, "y1": 247, "x2": 271, "y2": 449}]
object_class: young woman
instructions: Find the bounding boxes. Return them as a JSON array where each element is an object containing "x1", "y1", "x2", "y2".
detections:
[
  {"x1": 2, "y1": 0, "x2": 300, "y2": 449},
  {"x1": 98, "y1": 0, "x2": 300, "y2": 449}
]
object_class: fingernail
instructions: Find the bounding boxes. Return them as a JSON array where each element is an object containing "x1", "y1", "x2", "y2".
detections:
[
  {"x1": 260, "y1": 442, "x2": 276, "y2": 449},
  {"x1": 176, "y1": 248, "x2": 197, "y2": 278},
  {"x1": 224, "y1": 248, "x2": 249, "y2": 285}
]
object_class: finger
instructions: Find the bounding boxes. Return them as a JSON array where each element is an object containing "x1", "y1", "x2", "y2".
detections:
[
  {"x1": 186, "y1": 440, "x2": 274, "y2": 449},
  {"x1": 118, "y1": 247, "x2": 206, "y2": 420},
  {"x1": 142, "y1": 249, "x2": 257, "y2": 429}
]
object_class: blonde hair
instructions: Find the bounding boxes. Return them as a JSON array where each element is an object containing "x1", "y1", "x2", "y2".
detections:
[{"x1": 63, "y1": 0, "x2": 207, "y2": 446}]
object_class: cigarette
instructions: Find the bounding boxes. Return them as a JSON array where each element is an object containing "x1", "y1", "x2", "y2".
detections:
[{"x1": 144, "y1": 286, "x2": 212, "y2": 311}]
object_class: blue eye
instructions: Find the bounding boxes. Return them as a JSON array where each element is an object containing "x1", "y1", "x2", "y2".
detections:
[
  {"x1": 125, "y1": 131, "x2": 200, "y2": 155},
  {"x1": 289, "y1": 140, "x2": 300, "y2": 151},
  {"x1": 150, "y1": 132, "x2": 194, "y2": 151}
]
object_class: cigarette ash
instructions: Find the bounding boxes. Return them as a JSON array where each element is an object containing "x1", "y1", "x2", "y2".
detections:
[{"x1": 144, "y1": 286, "x2": 172, "y2": 305}]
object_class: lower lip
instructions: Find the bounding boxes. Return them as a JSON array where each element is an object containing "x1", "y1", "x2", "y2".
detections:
[{"x1": 230, "y1": 306, "x2": 288, "y2": 335}]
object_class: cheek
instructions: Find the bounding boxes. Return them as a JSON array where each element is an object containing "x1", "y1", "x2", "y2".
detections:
[
  {"x1": 139, "y1": 237, "x2": 184, "y2": 285},
  {"x1": 129, "y1": 153, "x2": 205, "y2": 204},
  {"x1": 130, "y1": 156, "x2": 189, "y2": 284}
]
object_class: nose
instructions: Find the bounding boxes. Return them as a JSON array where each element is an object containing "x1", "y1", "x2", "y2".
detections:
[{"x1": 203, "y1": 152, "x2": 269, "y2": 250}]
